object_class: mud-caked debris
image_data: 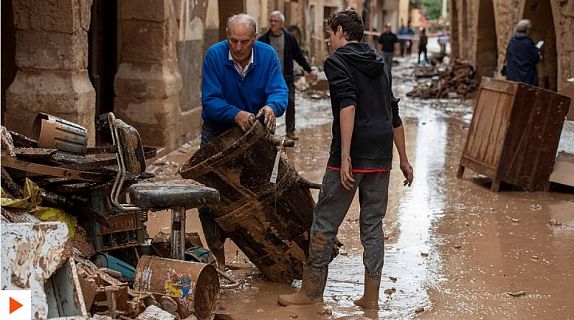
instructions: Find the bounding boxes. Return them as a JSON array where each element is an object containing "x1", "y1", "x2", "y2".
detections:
[
  {"x1": 136, "y1": 305, "x2": 176, "y2": 320},
  {"x1": 384, "y1": 287, "x2": 397, "y2": 295},
  {"x1": 505, "y1": 290, "x2": 526, "y2": 297}
]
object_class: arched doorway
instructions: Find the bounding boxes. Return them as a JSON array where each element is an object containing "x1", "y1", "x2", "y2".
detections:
[
  {"x1": 475, "y1": 0, "x2": 497, "y2": 79},
  {"x1": 522, "y1": 0, "x2": 558, "y2": 91}
]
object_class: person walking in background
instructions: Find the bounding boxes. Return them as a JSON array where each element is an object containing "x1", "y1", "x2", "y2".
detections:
[
  {"x1": 398, "y1": 24, "x2": 408, "y2": 57},
  {"x1": 504, "y1": 19, "x2": 540, "y2": 86},
  {"x1": 406, "y1": 24, "x2": 415, "y2": 56},
  {"x1": 377, "y1": 23, "x2": 398, "y2": 68},
  {"x1": 200, "y1": 13, "x2": 288, "y2": 269},
  {"x1": 437, "y1": 27, "x2": 449, "y2": 56},
  {"x1": 277, "y1": 8, "x2": 413, "y2": 309},
  {"x1": 259, "y1": 11, "x2": 317, "y2": 140},
  {"x1": 418, "y1": 28, "x2": 428, "y2": 64}
]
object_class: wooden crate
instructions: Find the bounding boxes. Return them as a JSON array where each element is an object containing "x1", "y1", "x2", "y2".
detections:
[{"x1": 457, "y1": 77, "x2": 571, "y2": 191}]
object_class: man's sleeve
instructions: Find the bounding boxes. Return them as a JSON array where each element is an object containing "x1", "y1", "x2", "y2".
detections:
[
  {"x1": 201, "y1": 49, "x2": 242, "y2": 124},
  {"x1": 292, "y1": 37, "x2": 312, "y2": 73},
  {"x1": 324, "y1": 56, "x2": 356, "y2": 110},
  {"x1": 386, "y1": 65, "x2": 403, "y2": 128},
  {"x1": 264, "y1": 53, "x2": 288, "y2": 116}
]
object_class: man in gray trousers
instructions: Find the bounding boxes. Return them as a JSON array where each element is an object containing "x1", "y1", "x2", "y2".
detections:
[{"x1": 278, "y1": 9, "x2": 413, "y2": 310}]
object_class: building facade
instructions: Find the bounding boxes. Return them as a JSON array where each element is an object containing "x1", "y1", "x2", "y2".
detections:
[
  {"x1": 450, "y1": 0, "x2": 574, "y2": 92},
  {"x1": 2, "y1": 0, "x2": 418, "y2": 152}
]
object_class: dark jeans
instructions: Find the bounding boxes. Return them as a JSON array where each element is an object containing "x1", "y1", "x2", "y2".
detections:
[
  {"x1": 285, "y1": 81, "x2": 296, "y2": 133},
  {"x1": 418, "y1": 47, "x2": 428, "y2": 63},
  {"x1": 382, "y1": 52, "x2": 394, "y2": 69},
  {"x1": 399, "y1": 40, "x2": 406, "y2": 57},
  {"x1": 308, "y1": 169, "x2": 390, "y2": 278},
  {"x1": 198, "y1": 123, "x2": 227, "y2": 256}
]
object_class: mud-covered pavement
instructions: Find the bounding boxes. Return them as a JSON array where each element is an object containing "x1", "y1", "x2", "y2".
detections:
[{"x1": 148, "y1": 56, "x2": 574, "y2": 320}]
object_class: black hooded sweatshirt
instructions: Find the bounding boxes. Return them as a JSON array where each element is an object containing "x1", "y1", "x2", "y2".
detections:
[{"x1": 324, "y1": 42, "x2": 402, "y2": 170}]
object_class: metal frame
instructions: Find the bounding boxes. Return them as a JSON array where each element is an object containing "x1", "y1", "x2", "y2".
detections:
[{"x1": 108, "y1": 112, "x2": 141, "y2": 211}]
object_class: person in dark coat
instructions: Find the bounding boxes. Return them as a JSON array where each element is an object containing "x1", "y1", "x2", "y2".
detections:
[
  {"x1": 504, "y1": 19, "x2": 540, "y2": 86},
  {"x1": 259, "y1": 11, "x2": 317, "y2": 140},
  {"x1": 418, "y1": 28, "x2": 428, "y2": 64}
]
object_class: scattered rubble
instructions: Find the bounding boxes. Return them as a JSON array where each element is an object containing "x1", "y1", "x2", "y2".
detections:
[{"x1": 407, "y1": 60, "x2": 478, "y2": 99}]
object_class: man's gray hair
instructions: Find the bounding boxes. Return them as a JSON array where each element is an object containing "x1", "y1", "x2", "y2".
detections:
[
  {"x1": 227, "y1": 13, "x2": 257, "y2": 36},
  {"x1": 515, "y1": 19, "x2": 532, "y2": 33},
  {"x1": 269, "y1": 11, "x2": 285, "y2": 22}
]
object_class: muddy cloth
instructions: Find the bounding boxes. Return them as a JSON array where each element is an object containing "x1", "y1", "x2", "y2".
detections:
[
  {"x1": 504, "y1": 32, "x2": 540, "y2": 86},
  {"x1": 309, "y1": 169, "x2": 390, "y2": 278},
  {"x1": 324, "y1": 42, "x2": 402, "y2": 170}
]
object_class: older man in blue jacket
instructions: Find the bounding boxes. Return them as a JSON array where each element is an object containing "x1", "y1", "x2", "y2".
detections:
[
  {"x1": 200, "y1": 13, "x2": 288, "y2": 268},
  {"x1": 504, "y1": 19, "x2": 540, "y2": 86}
]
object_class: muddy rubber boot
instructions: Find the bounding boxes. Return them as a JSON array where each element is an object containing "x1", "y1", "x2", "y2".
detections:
[
  {"x1": 277, "y1": 265, "x2": 327, "y2": 306},
  {"x1": 353, "y1": 272, "x2": 381, "y2": 310}
]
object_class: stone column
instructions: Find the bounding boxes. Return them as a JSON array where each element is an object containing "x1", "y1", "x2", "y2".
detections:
[
  {"x1": 5, "y1": 0, "x2": 96, "y2": 145},
  {"x1": 114, "y1": 0, "x2": 182, "y2": 150}
]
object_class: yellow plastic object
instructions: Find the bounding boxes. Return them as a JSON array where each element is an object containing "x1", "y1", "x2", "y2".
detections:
[
  {"x1": 1, "y1": 178, "x2": 41, "y2": 210},
  {"x1": 33, "y1": 207, "x2": 77, "y2": 238},
  {"x1": 1, "y1": 178, "x2": 76, "y2": 237}
]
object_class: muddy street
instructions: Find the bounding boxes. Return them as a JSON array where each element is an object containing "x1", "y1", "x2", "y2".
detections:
[{"x1": 148, "y1": 56, "x2": 574, "y2": 320}]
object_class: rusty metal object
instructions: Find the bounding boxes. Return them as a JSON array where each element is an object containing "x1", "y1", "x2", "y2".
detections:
[
  {"x1": 33, "y1": 112, "x2": 88, "y2": 154},
  {"x1": 180, "y1": 122, "x2": 335, "y2": 284},
  {"x1": 134, "y1": 256, "x2": 220, "y2": 320}
]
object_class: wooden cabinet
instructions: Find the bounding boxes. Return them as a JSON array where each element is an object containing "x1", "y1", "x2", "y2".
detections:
[{"x1": 457, "y1": 77, "x2": 571, "y2": 191}]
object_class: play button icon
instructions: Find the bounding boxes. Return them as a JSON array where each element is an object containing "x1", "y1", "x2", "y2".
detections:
[
  {"x1": 0, "y1": 290, "x2": 31, "y2": 318},
  {"x1": 9, "y1": 297, "x2": 23, "y2": 314}
]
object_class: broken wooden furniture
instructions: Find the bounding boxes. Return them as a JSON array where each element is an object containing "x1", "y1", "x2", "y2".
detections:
[
  {"x1": 106, "y1": 113, "x2": 220, "y2": 260},
  {"x1": 134, "y1": 256, "x2": 220, "y2": 320},
  {"x1": 457, "y1": 77, "x2": 571, "y2": 191},
  {"x1": 180, "y1": 121, "x2": 337, "y2": 284}
]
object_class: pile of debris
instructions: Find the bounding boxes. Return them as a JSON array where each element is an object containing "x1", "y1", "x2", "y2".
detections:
[
  {"x1": 407, "y1": 59, "x2": 478, "y2": 99},
  {"x1": 1, "y1": 113, "x2": 223, "y2": 320}
]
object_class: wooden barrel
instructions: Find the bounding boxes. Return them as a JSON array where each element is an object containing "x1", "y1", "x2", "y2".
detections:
[
  {"x1": 180, "y1": 122, "x2": 332, "y2": 283},
  {"x1": 134, "y1": 256, "x2": 220, "y2": 320}
]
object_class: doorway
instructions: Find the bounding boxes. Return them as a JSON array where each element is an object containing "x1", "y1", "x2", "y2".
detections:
[
  {"x1": 218, "y1": 0, "x2": 246, "y2": 41},
  {"x1": 475, "y1": 0, "x2": 497, "y2": 79},
  {"x1": 88, "y1": 0, "x2": 118, "y2": 120},
  {"x1": 522, "y1": 0, "x2": 558, "y2": 91}
]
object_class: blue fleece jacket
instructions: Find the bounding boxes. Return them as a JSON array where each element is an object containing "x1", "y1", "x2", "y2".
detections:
[{"x1": 201, "y1": 40, "x2": 288, "y2": 131}]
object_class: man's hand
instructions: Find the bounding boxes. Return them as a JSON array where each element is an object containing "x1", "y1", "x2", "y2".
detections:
[
  {"x1": 306, "y1": 70, "x2": 318, "y2": 83},
  {"x1": 235, "y1": 111, "x2": 256, "y2": 132},
  {"x1": 256, "y1": 106, "x2": 276, "y2": 133},
  {"x1": 340, "y1": 155, "x2": 355, "y2": 191},
  {"x1": 400, "y1": 160, "x2": 414, "y2": 187}
]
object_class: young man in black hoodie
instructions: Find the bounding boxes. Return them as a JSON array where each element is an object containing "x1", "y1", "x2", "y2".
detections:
[{"x1": 278, "y1": 9, "x2": 413, "y2": 310}]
